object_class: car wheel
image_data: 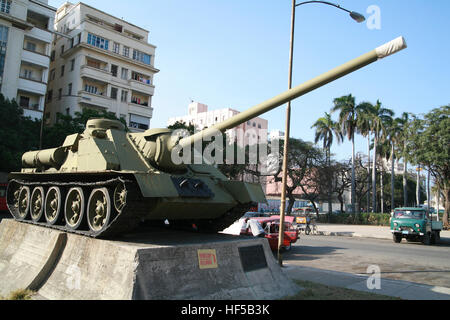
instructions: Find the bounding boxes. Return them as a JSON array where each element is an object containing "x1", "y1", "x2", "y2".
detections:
[
  {"x1": 422, "y1": 232, "x2": 431, "y2": 245},
  {"x1": 393, "y1": 234, "x2": 402, "y2": 243}
]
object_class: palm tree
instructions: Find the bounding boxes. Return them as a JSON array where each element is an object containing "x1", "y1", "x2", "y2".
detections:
[
  {"x1": 396, "y1": 112, "x2": 414, "y2": 207},
  {"x1": 386, "y1": 118, "x2": 402, "y2": 211},
  {"x1": 331, "y1": 94, "x2": 359, "y2": 214},
  {"x1": 356, "y1": 102, "x2": 375, "y2": 213},
  {"x1": 369, "y1": 100, "x2": 394, "y2": 212},
  {"x1": 311, "y1": 112, "x2": 343, "y2": 214}
]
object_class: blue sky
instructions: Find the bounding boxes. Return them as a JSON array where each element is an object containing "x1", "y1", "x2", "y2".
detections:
[{"x1": 48, "y1": 0, "x2": 450, "y2": 161}]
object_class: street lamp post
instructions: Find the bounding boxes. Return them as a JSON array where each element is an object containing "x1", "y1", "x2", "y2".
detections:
[{"x1": 278, "y1": 0, "x2": 365, "y2": 266}]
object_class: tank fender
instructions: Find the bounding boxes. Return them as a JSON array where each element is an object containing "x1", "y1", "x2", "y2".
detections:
[
  {"x1": 220, "y1": 181, "x2": 267, "y2": 204},
  {"x1": 133, "y1": 173, "x2": 179, "y2": 198}
]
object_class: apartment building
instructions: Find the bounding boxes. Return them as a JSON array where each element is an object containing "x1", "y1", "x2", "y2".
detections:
[
  {"x1": 0, "y1": 0, "x2": 56, "y2": 120},
  {"x1": 168, "y1": 101, "x2": 269, "y2": 146},
  {"x1": 46, "y1": 2, "x2": 159, "y2": 132}
]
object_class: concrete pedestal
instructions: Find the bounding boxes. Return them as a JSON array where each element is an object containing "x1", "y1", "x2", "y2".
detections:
[{"x1": 0, "y1": 219, "x2": 299, "y2": 300}]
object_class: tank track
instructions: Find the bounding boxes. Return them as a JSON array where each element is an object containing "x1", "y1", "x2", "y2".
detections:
[
  {"x1": 7, "y1": 177, "x2": 152, "y2": 239},
  {"x1": 7, "y1": 177, "x2": 254, "y2": 238}
]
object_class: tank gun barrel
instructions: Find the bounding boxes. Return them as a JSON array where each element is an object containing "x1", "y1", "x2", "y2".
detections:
[{"x1": 178, "y1": 36, "x2": 407, "y2": 149}]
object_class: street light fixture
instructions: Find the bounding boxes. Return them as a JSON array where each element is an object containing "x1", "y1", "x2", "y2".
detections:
[{"x1": 277, "y1": 1, "x2": 365, "y2": 266}]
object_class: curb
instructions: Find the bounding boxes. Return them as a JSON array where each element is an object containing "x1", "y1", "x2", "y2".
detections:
[{"x1": 317, "y1": 230, "x2": 391, "y2": 240}]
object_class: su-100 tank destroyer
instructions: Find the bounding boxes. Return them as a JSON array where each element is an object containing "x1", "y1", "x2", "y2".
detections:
[{"x1": 6, "y1": 37, "x2": 407, "y2": 238}]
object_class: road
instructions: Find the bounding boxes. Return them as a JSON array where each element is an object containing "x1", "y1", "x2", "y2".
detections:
[{"x1": 284, "y1": 235, "x2": 450, "y2": 288}]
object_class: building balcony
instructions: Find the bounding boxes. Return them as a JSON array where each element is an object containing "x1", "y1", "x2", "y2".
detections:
[
  {"x1": 25, "y1": 27, "x2": 52, "y2": 43},
  {"x1": 128, "y1": 103, "x2": 153, "y2": 118},
  {"x1": 17, "y1": 77, "x2": 47, "y2": 96},
  {"x1": 21, "y1": 49, "x2": 50, "y2": 68},
  {"x1": 78, "y1": 91, "x2": 113, "y2": 109},
  {"x1": 80, "y1": 65, "x2": 112, "y2": 83},
  {"x1": 128, "y1": 79, "x2": 155, "y2": 96}
]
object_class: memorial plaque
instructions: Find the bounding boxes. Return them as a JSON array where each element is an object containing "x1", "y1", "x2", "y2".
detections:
[{"x1": 238, "y1": 245, "x2": 267, "y2": 272}]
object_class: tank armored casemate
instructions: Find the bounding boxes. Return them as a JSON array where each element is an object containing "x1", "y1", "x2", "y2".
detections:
[{"x1": 7, "y1": 37, "x2": 407, "y2": 238}]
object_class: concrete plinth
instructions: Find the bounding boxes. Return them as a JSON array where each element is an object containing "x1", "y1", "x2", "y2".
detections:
[{"x1": 0, "y1": 219, "x2": 299, "y2": 300}]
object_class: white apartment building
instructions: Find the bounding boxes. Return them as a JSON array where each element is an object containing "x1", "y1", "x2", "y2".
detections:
[
  {"x1": 0, "y1": 0, "x2": 56, "y2": 120},
  {"x1": 168, "y1": 101, "x2": 269, "y2": 146},
  {"x1": 46, "y1": 2, "x2": 159, "y2": 132}
]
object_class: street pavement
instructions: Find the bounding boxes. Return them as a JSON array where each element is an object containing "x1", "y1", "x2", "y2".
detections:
[{"x1": 282, "y1": 224, "x2": 450, "y2": 300}]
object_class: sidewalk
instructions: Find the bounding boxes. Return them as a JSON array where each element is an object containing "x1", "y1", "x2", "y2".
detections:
[
  {"x1": 316, "y1": 223, "x2": 450, "y2": 242},
  {"x1": 284, "y1": 265, "x2": 450, "y2": 300}
]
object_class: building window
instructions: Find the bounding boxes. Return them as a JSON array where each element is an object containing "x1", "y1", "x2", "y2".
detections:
[
  {"x1": 19, "y1": 96, "x2": 30, "y2": 108},
  {"x1": 0, "y1": 0, "x2": 11, "y2": 14},
  {"x1": 121, "y1": 68, "x2": 128, "y2": 80},
  {"x1": 132, "y1": 49, "x2": 151, "y2": 65},
  {"x1": 60, "y1": 45, "x2": 64, "y2": 55},
  {"x1": 50, "y1": 50, "x2": 55, "y2": 61},
  {"x1": 0, "y1": 25, "x2": 7, "y2": 79},
  {"x1": 84, "y1": 84, "x2": 98, "y2": 94},
  {"x1": 87, "y1": 33, "x2": 109, "y2": 50},
  {"x1": 110, "y1": 87, "x2": 118, "y2": 100},
  {"x1": 111, "y1": 64, "x2": 118, "y2": 77},
  {"x1": 49, "y1": 68, "x2": 55, "y2": 81},
  {"x1": 58, "y1": 88, "x2": 62, "y2": 100},
  {"x1": 26, "y1": 41, "x2": 36, "y2": 52},
  {"x1": 47, "y1": 90, "x2": 53, "y2": 102},
  {"x1": 23, "y1": 69, "x2": 33, "y2": 79},
  {"x1": 113, "y1": 42, "x2": 120, "y2": 54},
  {"x1": 122, "y1": 46, "x2": 129, "y2": 57},
  {"x1": 120, "y1": 90, "x2": 128, "y2": 103},
  {"x1": 70, "y1": 59, "x2": 75, "y2": 71},
  {"x1": 68, "y1": 83, "x2": 72, "y2": 96},
  {"x1": 129, "y1": 114, "x2": 149, "y2": 131},
  {"x1": 60, "y1": 65, "x2": 65, "y2": 77}
]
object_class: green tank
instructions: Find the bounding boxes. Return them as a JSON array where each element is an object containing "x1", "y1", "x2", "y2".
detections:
[{"x1": 6, "y1": 37, "x2": 407, "y2": 238}]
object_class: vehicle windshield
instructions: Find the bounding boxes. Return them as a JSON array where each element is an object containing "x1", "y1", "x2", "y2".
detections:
[{"x1": 394, "y1": 210, "x2": 425, "y2": 220}]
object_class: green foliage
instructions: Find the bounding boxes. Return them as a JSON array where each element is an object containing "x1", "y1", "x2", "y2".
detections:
[
  {"x1": 0, "y1": 96, "x2": 126, "y2": 173},
  {"x1": 319, "y1": 212, "x2": 391, "y2": 226},
  {"x1": 0, "y1": 95, "x2": 41, "y2": 172}
]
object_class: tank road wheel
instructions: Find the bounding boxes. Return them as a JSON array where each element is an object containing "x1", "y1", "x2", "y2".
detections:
[
  {"x1": 17, "y1": 186, "x2": 31, "y2": 220},
  {"x1": 45, "y1": 187, "x2": 63, "y2": 225},
  {"x1": 30, "y1": 187, "x2": 45, "y2": 222},
  {"x1": 113, "y1": 182, "x2": 127, "y2": 212},
  {"x1": 87, "y1": 188, "x2": 111, "y2": 233},
  {"x1": 65, "y1": 187, "x2": 86, "y2": 230}
]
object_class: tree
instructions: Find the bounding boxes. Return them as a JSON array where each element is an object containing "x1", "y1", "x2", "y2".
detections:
[
  {"x1": 356, "y1": 102, "x2": 374, "y2": 213},
  {"x1": 409, "y1": 106, "x2": 450, "y2": 227},
  {"x1": 0, "y1": 95, "x2": 41, "y2": 172},
  {"x1": 385, "y1": 117, "x2": 403, "y2": 212},
  {"x1": 270, "y1": 138, "x2": 326, "y2": 215},
  {"x1": 311, "y1": 112, "x2": 342, "y2": 214},
  {"x1": 396, "y1": 112, "x2": 415, "y2": 207},
  {"x1": 331, "y1": 94, "x2": 359, "y2": 214},
  {"x1": 368, "y1": 101, "x2": 394, "y2": 212}
]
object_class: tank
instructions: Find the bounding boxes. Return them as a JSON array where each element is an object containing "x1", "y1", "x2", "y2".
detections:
[{"x1": 6, "y1": 37, "x2": 407, "y2": 238}]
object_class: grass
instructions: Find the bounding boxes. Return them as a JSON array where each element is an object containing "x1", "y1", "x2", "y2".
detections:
[
  {"x1": 284, "y1": 280, "x2": 401, "y2": 300},
  {"x1": 0, "y1": 289, "x2": 35, "y2": 300}
]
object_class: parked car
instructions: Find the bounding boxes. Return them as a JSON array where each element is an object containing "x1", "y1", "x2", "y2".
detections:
[
  {"x1": 241, "y1": 217, "x2": 299, "y2": 251},
  {"x1": 243, "y1": 212, "x2": 271, "y2": 219},
  {"x1": 0, "y1": 183, "x2": 7, "y2": 212}
]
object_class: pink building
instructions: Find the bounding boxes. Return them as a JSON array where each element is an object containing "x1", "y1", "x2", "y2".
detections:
[{"x1": 168, "y1": 102, "x2": 268, "y2": 146}]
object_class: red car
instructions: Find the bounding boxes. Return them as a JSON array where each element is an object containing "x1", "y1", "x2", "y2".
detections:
[
  {"x1": 241, "y1": 217, "x2": 299, "y2": 251},
  {"x1": 0, "y1": 183, "x2": 7, "y2": 212}
]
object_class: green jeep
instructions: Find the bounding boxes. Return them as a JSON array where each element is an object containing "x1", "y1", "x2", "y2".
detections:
[{"x1": 391, "y1": 207, "x2": 442, "y2": 245}]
